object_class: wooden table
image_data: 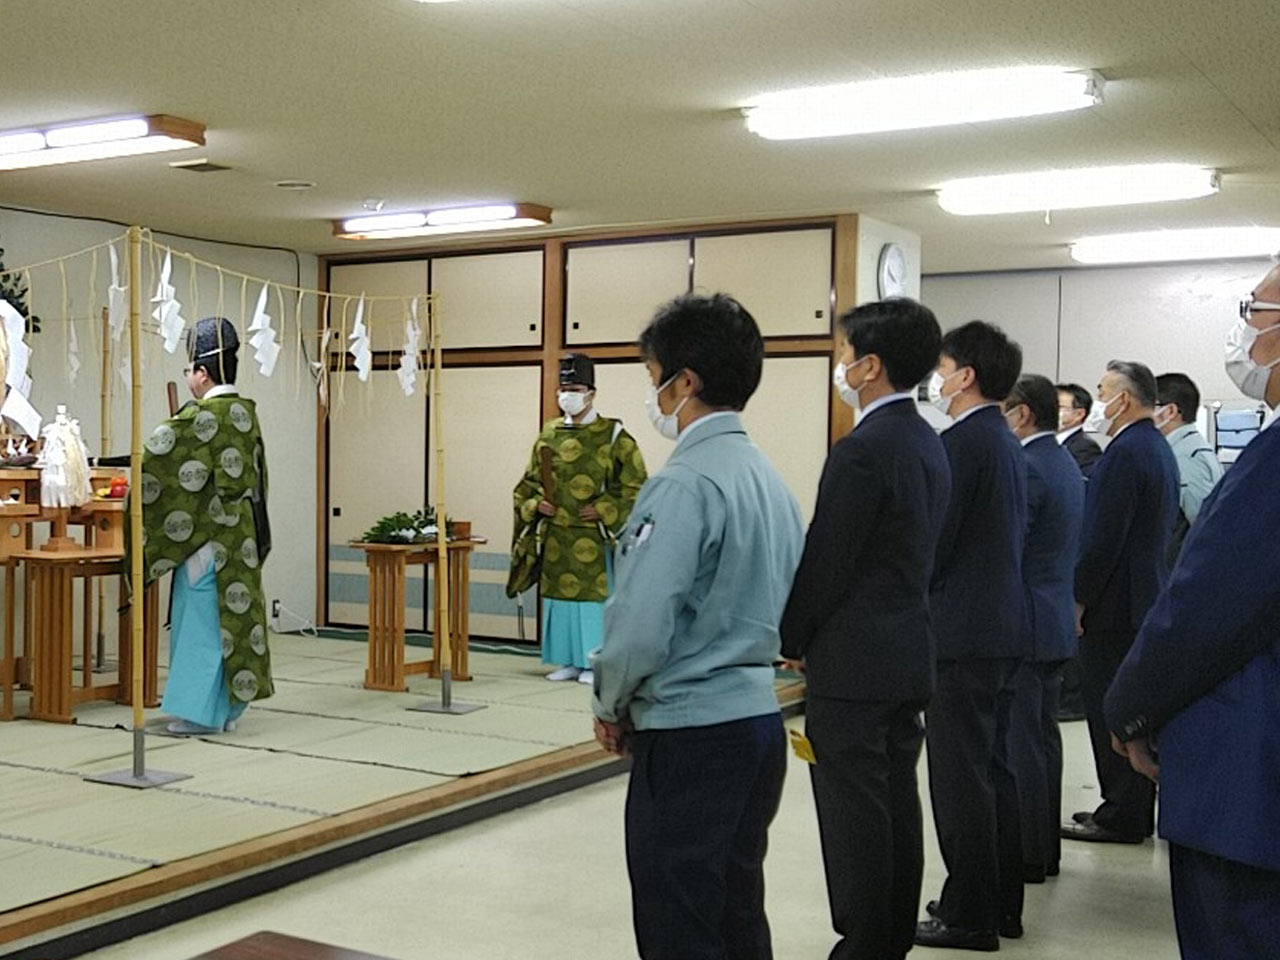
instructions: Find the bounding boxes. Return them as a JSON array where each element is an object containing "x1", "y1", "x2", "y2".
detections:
[
  {"x1": 1, "y1": 467, "x2": 158, "y2": 722},
  {"x1": 350, "y1": 539, "x2": 480, "y2": 692},
  {"x1": 188, "y1": 931, "x2": 400, "y2": 960}
]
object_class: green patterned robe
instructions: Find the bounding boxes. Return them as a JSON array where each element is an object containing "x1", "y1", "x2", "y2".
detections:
[
  {"x1": 133, "y1": 394, "x2": 273, "y2": 705},
  {"x1": 513, "y1": 415, "x2": 646, "y2": 602}
]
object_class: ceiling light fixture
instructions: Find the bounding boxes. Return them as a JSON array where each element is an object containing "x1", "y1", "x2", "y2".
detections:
[
  {"x1": 1069, "y1": 227, "x2": 1280, "y2": 265},
  {"x1": 743, "y1": 66, "x2": 1103, "y2": 141},
  {"x1": 938, "y1": 164, "x2": 1219, "y2": 216},
  {"x1": 334, "y1": 203, "x2": 553, "y2": 239},
  {"x1": 0, "y1": 115, "x2": 204, "y2": 171}
]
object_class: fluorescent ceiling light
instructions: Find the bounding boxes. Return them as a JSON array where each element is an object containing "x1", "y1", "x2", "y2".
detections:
[
  {"x1": 1070, "y1": 227, "x2": 1280, "y2": 265},
  {"x1": 744, "y1": 66, "x2": 1102, "y2": 140},
  {"x1": 938, "y1": 164, "x2": 1219, "y2": 215},
  {"x1": 0, "y1": 115, "x2": 204, "y2": 171},
  {"x1": 335, "y1": 203, "x2": 552, "y2": 239},
  {"x1": 0, "y1": 131, "x2": 47, "y2": 155}
]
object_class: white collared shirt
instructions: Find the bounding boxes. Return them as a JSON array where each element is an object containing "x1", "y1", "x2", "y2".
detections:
[
  {"x1": 202, "y1": 384, "x2": 238, "y2": 400},
  {"x1": 856, "y1": 392, "x2": 914, "y2": 426},
  {"x1": 1057, "y1": 425, "x2": 1083, "y2": 446},
  {"x1": 1021, "y1": 430, "x2": 1055, "y2": 447}
]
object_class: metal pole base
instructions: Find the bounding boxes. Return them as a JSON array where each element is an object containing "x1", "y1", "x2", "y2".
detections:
[
  {"x1": 406, "y1": 667, "x2": 486, "y2": 715},
  {"x1": 83, "y1": 768, "x2": 192, "y2": 789},
  {"x1": 82, "y1": 726, "x2": 192, "y2": 788}
]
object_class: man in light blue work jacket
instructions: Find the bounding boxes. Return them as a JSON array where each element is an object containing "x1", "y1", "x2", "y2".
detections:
[
  {"x1": 1154, "y1": 372, "x2": 1223, "y2": 560},
  {"x1": 591, "y1": 291, "x2": 804, "y2": 960}
]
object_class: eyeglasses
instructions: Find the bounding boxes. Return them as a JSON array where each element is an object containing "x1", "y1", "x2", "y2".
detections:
[{"x1": 1239, "y1": 297, "x2": 1280, "y2": 321}]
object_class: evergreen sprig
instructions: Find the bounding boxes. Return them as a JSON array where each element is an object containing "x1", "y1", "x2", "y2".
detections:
[{"x1": 360, "y1": 507, "x2": 454, "y2": 543}]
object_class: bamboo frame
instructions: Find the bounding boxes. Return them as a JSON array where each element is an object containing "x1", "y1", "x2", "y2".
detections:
[
  {"x1": 128, "y1": 225, "x2": 145, "y2": 740},
  {"x1": 431, "y1": 301, "x2": 452, "y2": 685}
]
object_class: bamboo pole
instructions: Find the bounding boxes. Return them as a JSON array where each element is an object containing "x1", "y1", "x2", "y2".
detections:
[
  {"x1": 96, "y1": 307, "x2": 110, "y2": 670},
  {"x1": 128, "y1": 226, "x2": 145, "y2": 763},
  {"x1": 432, "y1": 306, "x2": 452, "y2": 706}
]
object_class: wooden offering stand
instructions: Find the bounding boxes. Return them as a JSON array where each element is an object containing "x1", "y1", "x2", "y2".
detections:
[
  {"x1": 1, "y1": 467, "x2": 159, "y2": 723},
  {"x1": 351, "y1": 523, "x2": 482, "y2": 693}
]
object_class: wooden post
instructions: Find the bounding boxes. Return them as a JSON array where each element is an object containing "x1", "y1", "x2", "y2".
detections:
[{"x1": 128, "y1": 226, "x2": 146, "y2": 760}]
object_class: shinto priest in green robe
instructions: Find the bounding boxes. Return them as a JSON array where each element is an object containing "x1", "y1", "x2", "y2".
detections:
[
  {"x1": 133, "y1": 317, "x2": 272, "y2": 735},
  {"x1": 510, "y1": 355, "x2": 647, "y2": 679}
]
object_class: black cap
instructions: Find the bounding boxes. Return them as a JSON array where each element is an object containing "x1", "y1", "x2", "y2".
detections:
[{"x1": 559, "y1": 354, "x2": 595, "y2": 389}]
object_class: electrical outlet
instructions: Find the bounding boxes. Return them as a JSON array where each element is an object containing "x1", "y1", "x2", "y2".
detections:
[{"x1": 271, "y1": 599, "x2": 281, "y2": 619}]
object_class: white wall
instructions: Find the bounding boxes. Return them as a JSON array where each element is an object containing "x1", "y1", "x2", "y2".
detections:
[
  {"x1": 856, "y1": 216, "x2": 922, "y2": 305},
  {"x1": 922, "y1": 258, "x2": 1271, "y2": 403},
  {"x1": 0, "y1": 207, "x2": 319, "y2": 622}
]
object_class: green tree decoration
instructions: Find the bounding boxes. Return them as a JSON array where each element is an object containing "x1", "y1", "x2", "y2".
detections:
[
  {"x1": 0, "y1": 245, "x2": 41, "y2": 334},
  {"x1": 360, "y1": 507, "x2": 455, "y2": 544}
]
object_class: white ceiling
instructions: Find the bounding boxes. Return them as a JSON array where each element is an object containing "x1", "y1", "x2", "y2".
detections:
[{"x1": 1, "y1": 0, "x2": 1277, "y2": 272}]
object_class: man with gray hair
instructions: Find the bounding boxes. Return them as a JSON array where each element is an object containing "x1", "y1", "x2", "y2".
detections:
[{"x1": 1062, "y1": 360, "x2": 1179, "y2": 844}]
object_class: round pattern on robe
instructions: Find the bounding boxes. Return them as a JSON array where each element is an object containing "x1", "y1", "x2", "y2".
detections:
[
  {"x1": 556, "y1": 572, "x2": 582, "y2": 598},
  {"x1": 225, "y1": 581, "x2": 252, "y2": 615},
  {"x1": 193, "y1": 411, "x2": 219, "y2": 444},
  {"x1": 178, "y1": 460, "x2": 210, "y2": 493},
  {"x1": 231, "y1": 669, "x2": 259, "y2": 701},
  {"x1": 249, "y1": 624, "x2": 267, "y2": 655},
  {"x1": 140, "y1": 473, "x2": 162, "y2": 505},
  {"x1": 572, "y1": 537, "x2": 599, "y2": 565},
  {"x1": 219, "y1": 446, "x2": 244, "y2": 479},
  {"x1": 150, "y1": 558, "x2": 176, "y2": 579},
  {"x1": 145, "y1": 424, "x2": 177, "y2": 456},
  {"x1": 211, "y1": 541, "x2": 229, "y2": 572},
  {"x1": 240, "y1": 538, "x2": 259, "y2": 569},
  {"x1": 568, "y1": 473, "x2": 597, "y2": 501},
  {"x1": 163, "y1": 511, "x2": 195, "y2": 543},
  {"x1": 557, "y1": 437, "x2": 583, "y2": 464},
  {"x1": 543, "y1": 537, "x2": 562, "y2": 564},
  {"x1": 229, "y1": 403, "x2": 253, "y2": 433},
  {"x1": 221, "y1": 629, "x2": 234, "y2": 659}
]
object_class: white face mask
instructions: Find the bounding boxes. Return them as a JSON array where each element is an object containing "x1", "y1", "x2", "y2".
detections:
[
  {"x1": 928, "y1": 370, "x2": 962, "y2": 417},
  {"x1": 833, "y1": 357, "x2": 870, "y2": 411},
  {"x1": 1224, "y1": 317, "x2": 1280, "y2": 402},
  {"x1": 1153, "y1": 404, "x2": 1177, "y2": 431},
  {"x1": 558, "y1": 390, "x2": 590, "y2": 417},
  {"x1": 1087, "y1": 392, "x2": 1124, "y2": 436},
  {"x1": 645, "y1": 373, "x2": 690, "y2": 440}
]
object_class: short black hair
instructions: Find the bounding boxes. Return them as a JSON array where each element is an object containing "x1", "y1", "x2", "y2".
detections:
[
  {"x1": 939, "y1": 320, "x2": 1022, "y2": 401},
  {"x1": 1106, "y1": 360, "x2": 1158, "y2": 409},
  {"x1": 1155, "y1": 372, "x2": 1201, "y2": 423},
  {"x1": 1007, "y1": 374, "x2": 1059, "y2": 433},
  {"x1": 1056, "y1": 383, "x2": 1093, "y2": 417},
  {"x1": 637, "y1": 293, "x2": 763, "y2": 410},
  {"x1": 185, "y1": 317, "x2": 239, "y2": 385},
  {"x1": 837, "y1": 298, "x2": 942, "y2": 391}
]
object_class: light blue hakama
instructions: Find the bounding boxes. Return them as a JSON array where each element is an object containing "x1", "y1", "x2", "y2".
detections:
[
  {"x1": 161, "y1": 561, "x2": 247, "y2": 730},
  {"x1": 541, "y1": 551, "x2": 612, "y2": 670}
]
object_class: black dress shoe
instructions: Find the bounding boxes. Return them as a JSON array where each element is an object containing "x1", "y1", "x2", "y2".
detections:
[
  {"x1": 1023, "y1": 863, "x2": 1047, "y2": 884},
  {"x1": 914, "y1": 918, "x2": 999, "y2": 952},
  {"x1": 926, "y1": 899, "x2": 941, "y2": 918},
  {"x1": 1072, "y1": 810, "x2": 1094, "y2": 824},
  {"x1": 1000, "y1": 918, "x2": 1024, "y2": 939},
  {"x1": 1060, "y1": 820, "x2": 1144, "y2": 844}
]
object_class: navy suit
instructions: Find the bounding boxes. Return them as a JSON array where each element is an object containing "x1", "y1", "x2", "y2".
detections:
[
  {"x1": 1106, "y1": 421, "x2": 1280, "y2": 958},
  {"x1": 1062, "y1": 427, "x2": 1103, "y2": 478},
  {"x1": 926, "y1": 405, "x2": 1028, "y2": 932},
  {"x1": 782, "y1": 397, "x2": 950, "y2": 960},
  {"x1": 1074, "y1": 418, "x2": 1179, "y2": 837},
  {"x1": 1008, "y1": 435, "x2": 1084, "y2": 876}
]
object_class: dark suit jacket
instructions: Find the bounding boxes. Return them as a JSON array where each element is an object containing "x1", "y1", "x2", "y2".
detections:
[
  {"x1": 780, "y1": 398, "x2": 951, "y2": 702},
  {"x1": 1062, "y1": 428, "x2": 1102, "y2": 478},
  {"x1": 1021, "y1": 435, "x2": 1085, "y2": 662},
  {"x1": 930, "y1": 405, "x2": 1028, "y2": 661},
  {"x1": 1105, "y1": 420, "x2": 1280, "y2": 871},
  {"x1": 1074, "y1": 420, "x2": 1179, "y2": 637}
]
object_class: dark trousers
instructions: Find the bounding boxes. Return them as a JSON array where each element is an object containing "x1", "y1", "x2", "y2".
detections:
[
  {"x1": 1080, "y1": 632, "x2": 1155, "y2": 837},
  {"x1": 1170, "y1": 843, "x2": 1280, "y2": 959},
  {"x1": 625, "y1": 713, "x2": 787, "y2": 960},
  {"x1": 807, "y1": 696, "x2": 928, "y2": 960},
  {"x1": 1058, "y1": 656, "x2": 1085, "y2": 718},
  {"x1": 926, "y1": 658, "x2": 1024, "y2": 931},
  {"x1": 1009, "y1": 660, "x2": 1065, "y2": 872}
]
